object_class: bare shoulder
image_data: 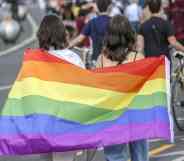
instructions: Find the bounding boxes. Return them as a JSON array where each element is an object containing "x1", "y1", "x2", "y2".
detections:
[
  {"x1": 135, "y1": 52, "x2": 144, "y2": 60},
  {"x1": 127, "y1": 52, "x2": 144, "y2": 61},
  {"x1": 96, "y1": 54, "x2": 103, "y2": 68}
]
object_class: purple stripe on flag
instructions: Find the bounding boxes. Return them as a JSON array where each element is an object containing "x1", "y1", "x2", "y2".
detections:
[{"x1": 0, "y1": 121, "x2": 171, "y2": 155}]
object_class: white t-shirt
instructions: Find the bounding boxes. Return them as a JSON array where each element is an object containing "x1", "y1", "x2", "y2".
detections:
[
  {"x1": 49, "y1": 49, "x2": 85, "y2": 68},
  {"x1": 125, "y1": 3, "x2": 142, "y2": 22}
]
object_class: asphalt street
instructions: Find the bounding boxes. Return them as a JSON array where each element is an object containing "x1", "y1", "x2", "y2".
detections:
[{"x1": 0, "y1": 3, "x2": 183, "y2": 161}]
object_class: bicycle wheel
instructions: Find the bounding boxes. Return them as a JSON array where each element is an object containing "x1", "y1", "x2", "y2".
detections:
[{"x1": 172, "y1": 79, "x2": 184, "y2": 131}]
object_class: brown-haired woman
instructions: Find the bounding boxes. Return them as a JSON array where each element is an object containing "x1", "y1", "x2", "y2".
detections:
[
  {"x1": 37, "y1": 14, "x2": 84, "y2": 68},
  {"x1": 96, "y1": 15, "x2": 149, "y2": 161},
  {"x1": 37, "y1": 14, "x2": 84, "y2": 161}
]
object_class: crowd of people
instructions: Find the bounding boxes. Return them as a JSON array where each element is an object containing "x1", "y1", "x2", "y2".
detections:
[{"x1": 33, "y1": 0, "x2": 184, "y2": 161}]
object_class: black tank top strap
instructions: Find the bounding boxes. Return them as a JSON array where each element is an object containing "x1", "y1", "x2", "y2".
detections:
[
  {"x1": 117, "y1": 51, "x2": 138, "y2": 66},
  {"x1": 133, "y1": 51, "x2": 138, "y2": 62}
]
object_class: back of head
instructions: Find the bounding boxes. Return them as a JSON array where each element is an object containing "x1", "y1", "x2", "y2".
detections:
[
  {"x1": 95, "y1": 0, "x2": 112, "y2": 13},
  {"x1": 148, "y1": 0, "x2": 161, "y2": 14},
  {"x1": 144, "y1": 0, "x2": 149, "y2": 8},
  {"x1": 103, "y1": 15, "x2": 136, "y2": 63},
  {"x1": 37, "y1": 14, "x2": 67, "y2": 50}
]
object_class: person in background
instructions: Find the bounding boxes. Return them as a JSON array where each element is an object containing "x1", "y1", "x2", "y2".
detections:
[
  {"x1": 139, "y1": 0, "x2": 144, "y2": 8},
  {"x1": 96, "y1": 15, "x2": 149, "y2": 161},
  {"x1": 37, "y1": 0, "x2": 47, "y2": 11},
  {"x1": 124, "y1": 0, "x2": 142, "y2": 32},
  {"x1": 81, "y1": 2, "x2": 97, "y2": 21},
  {"x1": 110, "y1": 0, "x2": 125, "y2": 16},
  {"x1": 76, "y1": 8, "x2": 91, "y2": 47},
  {"x1": 69, "y1": 0, "x2": 112, "y2": 63},
  {"x1": 140, "y1": 0, "x2": 151, "y2": 23},
  {"x1": 62, "y1": 2, "x2": 75, "y2": 20},
  {"x1": 6, "y1": 0, "x2": 18, "y2": 20},
  {"x1": 46, "y1": 0, "x2": 60, "y2": 15},
  {"x1": 137, "y1": 0, "x2": 184, "y2": 61}
]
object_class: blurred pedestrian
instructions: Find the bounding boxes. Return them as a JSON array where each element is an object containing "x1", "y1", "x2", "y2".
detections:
[
  {"x1": 6, "y1": 0, "x2": 18, "y2": 20},
  {"x1": 37, "y1": 0, "x2": 47, "y2": 10},
  {"x1": 140, "y1": 0, "x2": 151, "y2": 23},
  {"x1": 76, "y1": 8, "x2": 91, "y2": 47},
  {"x1": 124, "y1": 0, "x2": 142, "y2": 32},
  {"x1": 110, "y1": 0, "x2": 125, "y2": 16},
  {"x1": 137, "y1": 0, "x2": 184, "y2": 61},
  {"x1": 46, "y1": 0, "x2": 61, "y2": 15},
  {"x1": 139, "y1": 0, "x2": 144, "y2": 8},
  {"x1": 69, "y1": 0, "x2": 112, "y2": 62}
]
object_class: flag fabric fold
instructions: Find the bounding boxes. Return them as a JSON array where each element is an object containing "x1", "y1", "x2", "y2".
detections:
[{"x1": 0, "y1": 49, "x2": 172, "y2": 155}]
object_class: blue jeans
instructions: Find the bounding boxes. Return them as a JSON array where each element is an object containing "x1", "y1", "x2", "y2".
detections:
[{"x1": 104, "y1": 140, "x2": 149, "y2": 161}]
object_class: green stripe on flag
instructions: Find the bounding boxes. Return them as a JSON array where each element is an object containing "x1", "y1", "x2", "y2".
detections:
[{"x1": 1, "y1": 92, "x2": 167, "y2": 124}]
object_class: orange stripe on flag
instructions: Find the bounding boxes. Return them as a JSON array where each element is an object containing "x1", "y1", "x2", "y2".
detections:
[{"x1": 17, "y1": 61, "x2": 165, "y2": 93}]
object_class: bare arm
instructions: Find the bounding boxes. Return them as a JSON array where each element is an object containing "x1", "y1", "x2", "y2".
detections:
[
  {"x1": 81, "y1": 2, "x2": 98, "y2": 12},
  {"x1": 136, "y1": 35, "x2": 144, "y2": 53},
  {"x1": 68, "y1": 34, "x2": 86, "y2": 48},
  {"x1": 96, "y1": 54, "x2": 103, "y2": 68},
  {"x1": 168, "y1": 36, "x2": 184, "y2": 53}
]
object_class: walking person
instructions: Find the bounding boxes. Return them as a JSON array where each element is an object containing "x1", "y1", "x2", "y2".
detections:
[
  {"x1": 69, "y1": 0, "x2": 112, "y2": 63},
  {"x1": 137, "y1": 0, "x2": 184, "y2": 61},
  {"x1": 124, "y1": 0, "x2": 142, "y2": 32},
  {"x1": 96, "y1": 15, "x2": 149, "y2": 161},
  {"x1": 6, "y1": 0, "x2": 18, "y2": 20}
]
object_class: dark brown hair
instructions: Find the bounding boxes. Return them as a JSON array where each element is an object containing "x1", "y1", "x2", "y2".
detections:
[
  {"x1": 37, "y1": 15, "x2": 67, "y2": 50},
  {"x1": 148, "y1": 0, "x2": 161, "y2": 14},
  {"x1": 95, "y1": 0, "x2": 112, "y2": 12},
  {"x1": 103, "y1": 15, "x2": 136, "y2": 63}
]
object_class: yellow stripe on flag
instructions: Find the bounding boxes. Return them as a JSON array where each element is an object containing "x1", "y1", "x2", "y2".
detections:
[{"x1": 9, "y1": 77, "x2": 166, "y2": 110}]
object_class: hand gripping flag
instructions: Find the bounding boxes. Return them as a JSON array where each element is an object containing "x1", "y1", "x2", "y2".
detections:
[{"x1": 0, "y1": 49, "x2": 173, "y2": 155}]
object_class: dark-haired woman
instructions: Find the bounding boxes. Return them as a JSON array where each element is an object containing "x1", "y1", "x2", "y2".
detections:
[
  {"x1": 37, "y1": 14, "x2": 84, "y2": 161},
  {"x1": 37, "y1": 14, "x2": 84, "y2": 68},
  {"x1": 96, "y1": 15, "x2": 149, "y2": 161}
]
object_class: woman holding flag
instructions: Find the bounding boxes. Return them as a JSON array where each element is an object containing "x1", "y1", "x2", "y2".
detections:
[
  {"x1": 36, "y1": 14, "x2": 84, "y2": 161},
  {"x1": 37, "y1": 14, "x2": 84, "y2": 68},
  {"x1": 96, "y1": 15, "x2": 149, "y2": 161}
]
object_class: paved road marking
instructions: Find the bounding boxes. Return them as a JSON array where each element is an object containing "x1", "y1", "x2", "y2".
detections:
[
  {"x1": 0, "y1": 85, "x2": 12, "y2": 91},
  {"x1": 153, "y1": 151, "x2": 184, "y2": 157},
  {"x1": 173, "y1": 156, "x2": 184, "y2": 161},
  {"x1": 127, "y1": 144, "x2": 174, "y2": 161},
  {"x1": 150, "y1": 144, "x2": 175, "y2": 156},
  {"x1": 178, "y1": 118, "x2": 184, "y2": 121},
  {"x1": 0, "y1": 14, "x2": 37, "y2": 57}
]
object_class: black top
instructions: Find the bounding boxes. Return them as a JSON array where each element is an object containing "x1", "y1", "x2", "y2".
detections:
[{"x1": 139, "y1": 16, "x2": 175, "y2": 60}]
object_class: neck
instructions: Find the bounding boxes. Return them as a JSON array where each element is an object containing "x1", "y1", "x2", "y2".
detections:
[{"x1": 151, "y1": 12, "x2": 161, "y2": 17}]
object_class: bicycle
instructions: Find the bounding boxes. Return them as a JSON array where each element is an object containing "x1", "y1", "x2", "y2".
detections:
[{"x1": 171, "y1": 51, "x2": 184, "y2": 131}]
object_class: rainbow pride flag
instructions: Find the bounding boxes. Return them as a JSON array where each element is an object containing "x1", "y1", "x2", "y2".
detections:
[{"x1": 0, "y1": 49, "x2": 172, "y2": 155}]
